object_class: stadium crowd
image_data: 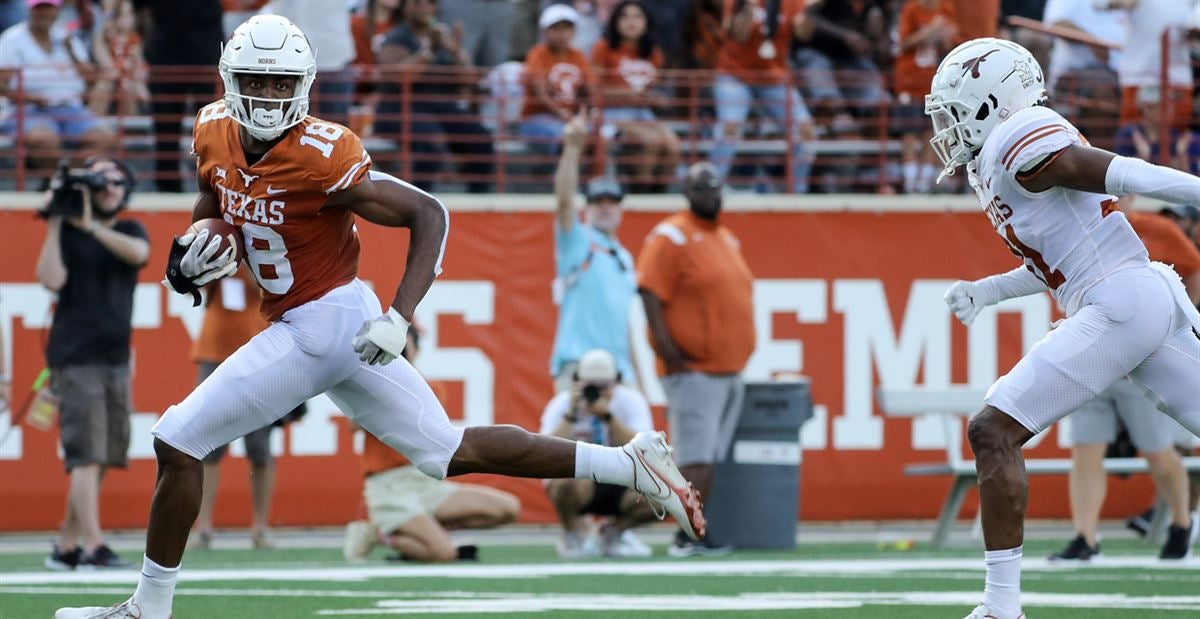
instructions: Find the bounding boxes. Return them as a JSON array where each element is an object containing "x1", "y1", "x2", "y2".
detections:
[{"x1": 2, "y1": 0, "x2": 1198, "y2": 193}]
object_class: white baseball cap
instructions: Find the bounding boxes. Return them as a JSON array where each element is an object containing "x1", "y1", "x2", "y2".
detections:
[
  {"x1": 539, "y1": 3, "x2": 580, "y2": 30},
  {"x1": 576, "y1": 349, "x2": 618, "y2": 382}
]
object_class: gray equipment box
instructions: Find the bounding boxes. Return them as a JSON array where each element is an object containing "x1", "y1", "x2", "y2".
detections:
[{"x1": 705, "y1": 379, "x2": 813, "y2": 550}]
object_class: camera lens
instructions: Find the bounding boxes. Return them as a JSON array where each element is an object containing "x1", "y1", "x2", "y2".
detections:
[{"x1": 581, "y1": 384, "x2": 601, "y2": 404}]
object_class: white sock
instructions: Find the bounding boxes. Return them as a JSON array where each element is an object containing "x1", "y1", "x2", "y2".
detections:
[
  {"x1": 132, "y1": 555, "x2": 179, "y2": 619},
  {"x1": 574, "y1": 441, "x2": 634, "y2": 486},
  {"x1": 983, "y1": 546, "x2": 1023, "y2": 618}
]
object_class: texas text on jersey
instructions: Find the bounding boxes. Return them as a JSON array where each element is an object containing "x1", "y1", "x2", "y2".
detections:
[
  {"x1": 191, "y1": 101, "x2": 373, "y2": 321},
  {"x1": 968, "y1": 105, "x2": 1148, "y2": 315}
]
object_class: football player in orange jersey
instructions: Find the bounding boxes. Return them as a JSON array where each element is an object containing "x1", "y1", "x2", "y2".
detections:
[{"x1": 57, "y1": 15, "x2": 706, "y2": 619}]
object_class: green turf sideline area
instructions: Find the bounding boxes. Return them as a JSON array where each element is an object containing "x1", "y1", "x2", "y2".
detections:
[{"x1": 0, "y1": 536, "x2": 1195, "y2": 618}]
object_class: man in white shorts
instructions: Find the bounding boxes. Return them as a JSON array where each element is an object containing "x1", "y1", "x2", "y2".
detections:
[
  {"x1": 1051, "y1": 378, "x2": 1193, "y2": 561},
  {"x1": 928, "y1": 38, "x2": 1200, "y2": 619},
  {"x1": 57, "y1": 15, "x2": 706, "y2": 619}
]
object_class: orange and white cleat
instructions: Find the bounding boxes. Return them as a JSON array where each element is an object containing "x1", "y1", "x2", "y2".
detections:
[{"x1": 621, "y1": 431, "x2": 707, "y2": 540}]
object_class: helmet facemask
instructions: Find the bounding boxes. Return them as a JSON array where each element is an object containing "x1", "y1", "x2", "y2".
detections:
[
  {"x1": 221, "y1": 68, "x2": 314, "y2": 142},
  {"x1": 925, "y1": 95, "x2": 979, "y2": 182}
]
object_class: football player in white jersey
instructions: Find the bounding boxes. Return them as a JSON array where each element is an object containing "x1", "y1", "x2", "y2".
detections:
[
  {"x1": 55, "y1": 15, "x2": 706, "y2": 619},
  {"x1": 927, "y1": 38, "x2": 1200, "y2": 619}
]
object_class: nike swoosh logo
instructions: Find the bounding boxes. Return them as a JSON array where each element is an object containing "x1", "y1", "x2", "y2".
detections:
[{"x1": 266, "y1": 186, "x2": 286, "y2": 195}]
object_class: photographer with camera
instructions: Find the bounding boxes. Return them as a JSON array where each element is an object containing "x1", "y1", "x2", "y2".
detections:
[
  {"x1": 35, "y1": 155, "x2": 148, "y2": 571},
  {"x1": 539, "y1": 348, "x2": 658, "y2": 559}
]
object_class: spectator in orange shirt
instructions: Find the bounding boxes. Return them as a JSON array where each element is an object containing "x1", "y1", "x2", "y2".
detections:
[
  {"x1": 893, "y1": 0, "x2": 957, "y2": 193},
  {"x1": 591, "y1": 0, "x2": 680, "y2": 193},
  {"x1": 189, "y1": 266, "x2": 300, "y2": 551},
  {"x1": 637, "y1": 162, "x2": 756, "y2": 556},
  {"x1": 711, "y1": 0, "x2": 816, "y2": 193},
  {"x1": 520, "y1": 4, "x2": 594, "y2": 157},
  {"x1": 343, "y1": 327, "x2": 520, "y2": 564}
]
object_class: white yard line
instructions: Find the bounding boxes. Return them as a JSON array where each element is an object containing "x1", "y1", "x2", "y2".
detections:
[
  {"x1": 4, "y1": 588, "x2": 1196, "y2": 615},
  {"x1": 314, "y1": 591, "x2": 1198, "y2": 615},
  {"x1": 0, "y1": 556, "x2": 1194, "y2": 586}
]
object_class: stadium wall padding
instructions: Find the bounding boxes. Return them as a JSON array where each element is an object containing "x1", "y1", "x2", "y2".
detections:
[{"x1": 0, "y1": 208, "x2": 1161, "y2": 531}]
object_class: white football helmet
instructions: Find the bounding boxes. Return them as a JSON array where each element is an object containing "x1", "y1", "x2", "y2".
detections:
[
  {"x1": 925, "y1": 38, "x2": 1047, "y2": 182},
  {"x1": 219, "y1": 15, "x2": 317, "y2": 141}
]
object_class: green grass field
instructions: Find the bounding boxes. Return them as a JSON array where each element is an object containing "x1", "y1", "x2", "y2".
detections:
[{"x1": 1, "y1": 534, "x2": 1196, "y2": 618}]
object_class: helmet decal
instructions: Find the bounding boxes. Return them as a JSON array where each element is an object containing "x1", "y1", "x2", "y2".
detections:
[{"x1": 959, "y1": 49, "x2": 999, "y2": 80}]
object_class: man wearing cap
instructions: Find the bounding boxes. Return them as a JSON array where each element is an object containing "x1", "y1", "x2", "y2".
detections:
[
  {"x1": 540, "y1": 349, "x2": 658, "y2": 558},
  {"x1": 0, "y1": 0, "x2": 115, "y2": 172},
  {"x1": 550, "y1": 111, "x2": 637, "y2": 392},
  {"x1": 638, "y1": 163, "x2": 756, "y2": 556}
]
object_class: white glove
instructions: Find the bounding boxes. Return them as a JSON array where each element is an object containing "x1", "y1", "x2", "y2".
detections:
[
  {"x1": 944, "y1": 280, "x2": 990, "y2": 326},
  {"x1": 352, "y1": 308, "x2": 410, "y2": 365},
  {"x1": 180, "y1": 229, "x2": 238, "y2": 286}
]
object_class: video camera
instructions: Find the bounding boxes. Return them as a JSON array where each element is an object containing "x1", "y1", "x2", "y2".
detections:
[{"x1": 37, "y1": 163, "x2": 112, "y2": 220}]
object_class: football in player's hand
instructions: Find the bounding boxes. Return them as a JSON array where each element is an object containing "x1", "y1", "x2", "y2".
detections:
[{"x1": 186, "y1": 218, "x2": 244, "y2": 265}]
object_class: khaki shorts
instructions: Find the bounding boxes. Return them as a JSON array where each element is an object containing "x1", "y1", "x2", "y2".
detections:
[
  {"x1": 52, "y1": 364, "x2": 132, "y2": 472},
  {"x1": 365, "y1": 466, "x2": 461, "y2": 533},
  {"x1": 662, "y1": 372, "x2": 744, "y2": 466},
  {"x1": 1071, "y1": 379, "x2": 1173, "y2": 454}
]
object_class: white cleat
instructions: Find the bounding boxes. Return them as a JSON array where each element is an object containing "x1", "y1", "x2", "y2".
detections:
[
  {"x1": 621, "y1": 431, "x2": 707, "y2": 540},
  {"x1": 56, "y1": 600, "x2": 164, "y2": 619},
  {"x1": 342, "y1": 520, "x2": 377, "y2": 564},
  {"x1": 964, "y1": 604, "x2": 1025, "y2": 619}
]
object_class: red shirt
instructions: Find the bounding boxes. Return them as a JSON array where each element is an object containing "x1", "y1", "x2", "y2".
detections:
[
  {"x1": 894, "y1": 0, "x2": 957, "y2": 98},
  {"x1": 590, "y1": 40, "x2": 663, "y2": 94}
]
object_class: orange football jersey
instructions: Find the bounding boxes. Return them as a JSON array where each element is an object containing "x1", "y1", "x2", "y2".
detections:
[{"x1": 192, "y1": 101, "x2": 372, "y2": 322}]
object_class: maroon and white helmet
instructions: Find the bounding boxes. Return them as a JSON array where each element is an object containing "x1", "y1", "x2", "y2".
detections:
[{"x1": 925, "y1": 38, "x2": 1047, "y2": 182}]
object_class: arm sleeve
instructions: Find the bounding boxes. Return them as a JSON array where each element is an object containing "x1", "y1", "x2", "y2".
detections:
[
  {"x1": 636, "y1": 226, "x2": 682, "y2": 302},
  {"x1": 1104, "y1": 155, "x2": 1200, "y2": 206},
  {"x1": 976, "y1": 266, "x2": 1048, "y2": 303}
]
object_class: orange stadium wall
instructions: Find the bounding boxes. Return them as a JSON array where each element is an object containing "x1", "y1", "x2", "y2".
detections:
[{"x1": 0, "y1": 206, "x2": 1161, "y2": 532}]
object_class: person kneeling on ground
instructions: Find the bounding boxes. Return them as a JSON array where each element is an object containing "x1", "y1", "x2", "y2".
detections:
[
  {"x1": 541, "y1": 348, "x2": 659, "y2": 558},
  {"x1": 343, "y1": 328, "x2": 520, "y2": 563}
]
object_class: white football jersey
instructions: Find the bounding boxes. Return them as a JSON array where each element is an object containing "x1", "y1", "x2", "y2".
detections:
[{"x1": 968, "y1": 106, "x2": 1148, "y2": 315}]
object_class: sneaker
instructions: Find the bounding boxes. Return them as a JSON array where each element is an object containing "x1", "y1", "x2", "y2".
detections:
[
  {"x1": 342, "y1": 520, "x2": 376, "y2": 563},
  {"x1": 601, "y1": 528, "x2": 652, "y2": 558},
  {"x1": 78, "y1": 545, "x2": 133, "y2": 570},
  {"x1": 666, "y1": 529, "x2": 732, "y2": 557},
  {"x1": 1048, "y1": 534, "x2": 1101, "y2": 562},
  {"x1": 55, "y1": 599, "x2": 166, "y2": 618},
  {"x1": 1126, "y1": 506, "x2": 1155, "y2": 538},
  {"x1": 556, "y1": 531, "x2": 599, "y2": 559},
  {"x1": 45, "y1": 545, "x2": 82, "y2": 571},
  {"x1": 1159, "y1": 523, "x2": 1194, "y2": 560},
  {"x1": 963, "y1": 604, "x2": 1025, "y2": 618},
  {"x1": 621, "y1": 431, "x2": 707, "y2": 541}
]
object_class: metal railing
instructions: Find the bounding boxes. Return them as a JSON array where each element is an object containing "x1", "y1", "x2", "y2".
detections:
[{"x1": 0, "y1": 49, "x2": 1189, "y2": 193}]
